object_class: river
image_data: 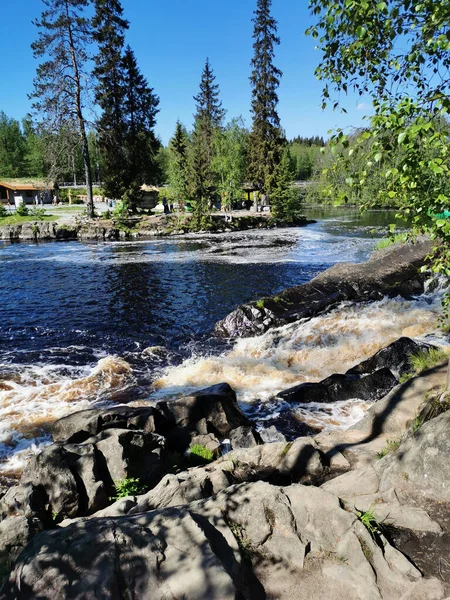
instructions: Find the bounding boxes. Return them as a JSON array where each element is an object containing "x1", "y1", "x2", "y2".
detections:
[{"x1": 0, "y1": 209, "x2": 445, "y2": 481}]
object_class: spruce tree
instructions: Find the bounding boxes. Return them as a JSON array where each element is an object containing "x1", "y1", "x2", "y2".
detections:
[
  {"x1": 92, "y1": 0, "x2": 129, "y2": 199},
  {"x1": 248, "y1": 0, "x2": 283, "y2": 201},
  {"x1": 168, "y1": 121, "x2": 189, "y2": 211},
  {"x1": 31, "y1": 0, "x2": 95, "y2": 217},
  {"x1": 188, "y1": 59, "x2": 224, "y2": 223},
  {"x1": 122, "y1": 46, "x2": 160, "y2": 210},
  {"x1": 271, "y1": 147, "x2": 294, "y2": 221}
]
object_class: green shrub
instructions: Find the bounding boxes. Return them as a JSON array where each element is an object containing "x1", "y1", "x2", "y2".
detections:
[
  {"x1": 15, "y1": 202, "x2": 29, "y2": 216},
  {"x1": 29, "y1": 207, "x2": 46, "y2": 221},
  {"x1": 0, "y1": 204, "x2": 7, "y2": 218},
  {"x1": 110, "y1": 477, "x2": 147, "y2": 501},
  {"x1": 190, "y1": 444, "x2": 214, "y2": 465}
]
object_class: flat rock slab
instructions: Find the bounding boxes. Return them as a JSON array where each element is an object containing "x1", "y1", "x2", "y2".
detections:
[{"x1": 3, "y1": 481, "x2": 444, "y2": 600}]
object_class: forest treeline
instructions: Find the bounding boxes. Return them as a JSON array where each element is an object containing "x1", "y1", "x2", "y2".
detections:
[{"x1": 1, "y1": 0, "x2": 326, "y2": 222}]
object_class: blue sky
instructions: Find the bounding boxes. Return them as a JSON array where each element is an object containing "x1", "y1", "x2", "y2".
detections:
[{"x1": 0, "y1": 0, "x2": 371, "y2": 144}]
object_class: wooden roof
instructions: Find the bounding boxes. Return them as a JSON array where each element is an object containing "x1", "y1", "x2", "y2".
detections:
[{"x1": 0, "y1": 178, "x2": 53, "y2": 191}]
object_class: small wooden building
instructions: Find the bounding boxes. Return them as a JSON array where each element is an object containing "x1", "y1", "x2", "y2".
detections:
[{"x1": 0, "y1": 179, "x2": 53, "y2": 206}]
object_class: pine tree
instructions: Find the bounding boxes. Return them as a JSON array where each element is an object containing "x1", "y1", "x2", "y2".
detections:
[
  {"x1": 122, "y1": 46, "x2": 160, "y2": 210},
  {"x1": 168, "y1": 121, "x2": 189, "y2": 211},
  {"x1": 248, "y1": 0, "x2": 284, "y2": 201},
  {"x1": 92, "y1": 0, "x2": 129, "y2": 199},
  {"x1": 188, "y1": 59, "x2": 224, "y2": 223},
  {"x1": 31, "y1": 0, "x2": 95, "y2": 217}
]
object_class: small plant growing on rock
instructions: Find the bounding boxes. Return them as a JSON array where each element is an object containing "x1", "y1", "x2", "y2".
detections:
[
  {"x1": 190, "y1": 444, "x2": 214, "y2": 465},
  {"x1": 376, "y1": 439, "x2": 401, "y2": 459},
  {"x1": 355, "y1": 508, "x2": 381, "y2": 539},
  {"x1": 111, "y1": 477, "x2": 147, "y2": 501}
]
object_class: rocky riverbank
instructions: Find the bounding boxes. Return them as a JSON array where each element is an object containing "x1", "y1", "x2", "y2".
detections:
[
  {"x1": 0, "y1": 213, "x2": 315, "y2": 242},
  {"x1": 1, "y1": 346, "x2": 450, "y2": 599}
]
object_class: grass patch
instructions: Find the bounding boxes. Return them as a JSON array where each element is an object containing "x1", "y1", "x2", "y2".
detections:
[
  {"x1": 190, "y1": 444, "x2": 214, "y2": 465},
  {"x1": 376, "y1": 438, "x2": 401, "y2": 459},
  {"x1": 399, "y1": 348, "x2": 448, "y2": 383},
  {"x1": 0, "y1": 214, "x2": 58, "y2": 226},
  {"x1": 256, "y1": 299, "x2": 266, "y2": 309},
  {"x1": 375, "y1": 232, "x2": 408, "y2": 250}
]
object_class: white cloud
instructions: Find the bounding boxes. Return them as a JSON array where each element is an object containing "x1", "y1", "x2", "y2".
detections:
[{"x1": 357, "y1": 102, "x2": 369, "y2": 111}]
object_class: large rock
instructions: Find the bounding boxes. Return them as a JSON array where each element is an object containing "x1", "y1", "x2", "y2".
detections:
[
  {"x1": 92, "y1": 428, "x2": 165, "y2": 488},
  {"x1": 214, "y1": 238, "x2": 432, "y2": 338},
  {"x1": 20, "y1": 445, "x2": 81, "y2": 519},
  {"x1": 20, "y1": 429, "x2": 165, "y2": 520},
  {"x1": 157, "y1": 382, "x2": 250, "y2": 439},
  {"x1": 279, "y1": 368, "x2": 398, "y2": 404},
  {"x1": 3, "y1": 481, "x2": 443, "y2": 600},
  {"x1": 52, "y1": 405, "x2": 168, "y2": 443},
  {"x1": 347, "y1": 337, "x2": 434, "y2": 378},
  {"x1": 321, "y1": 406, "x2": 450, "y2": 587}
]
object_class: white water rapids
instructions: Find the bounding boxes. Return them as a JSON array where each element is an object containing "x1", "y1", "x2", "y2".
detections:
[{"x1": 0, "y1": 282, "x2": 447, "y2": 478}]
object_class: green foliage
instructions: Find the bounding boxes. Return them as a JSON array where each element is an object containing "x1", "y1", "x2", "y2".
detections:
[
  {"x1": 288, "y1": 141, "x2": 324, "y2": 181},
  {"x1": 271, "y1": 147, "x2": 295, "y2": 220},
  {"x1": 15, "y1": 203, "x2": 29, "y2": 217},
  {"x1": 376, "y1": 439, "x2": 401, "y2": 460},
  {"x1": 188, "y1": 59, "x2": 224, "y2": 224},
  {"x1": 213, "y1": 118, "x2": 249, "y2": 211},
  {"x1": 410, "y1": 348, "x2": 448, "y2": 373},
  {"x1": 168, "y1": 121, "x2": 190, "y2": 211},
  {"x1": 0, "y1": 111, "x2": 26, "y2": 177},
  {"x1": 355, "y1": 508, "x2": 382, "y2": 539},
  {"x1": 31, "y1": 0, "x2": 95, "y2": 217},
  {"x1": 29, "y1": 207, "x2": 47, "y2": 221},
  {"x1": 0, "y1": 205, "x2": 8, "y2": 218},
  {"x1": 111, "y1": 477, "x2": 147, "y2": 501},
  {"x1": 375, "y1": 233, "x2": 408, "y2": 251},
  {"x1": 307, "y1": 0, "x2": 450, "y2": 322},
  {"x1": 248, "y1": 0, "x2": 284, "y2": 196},
  {"x1": 412, "y1": 392, "x2": 450, "y2": 433},
  {"x1": 190, "y1": 444, "x2": 214, "y2": 464}
]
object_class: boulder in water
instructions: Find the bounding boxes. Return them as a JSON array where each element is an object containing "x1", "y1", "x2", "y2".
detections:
[{"x1": 214, "y1": 238, "x2": 432, "y2": 338}]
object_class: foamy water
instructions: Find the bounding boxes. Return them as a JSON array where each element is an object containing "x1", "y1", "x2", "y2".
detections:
[
  {"x1": 0, "y1": 356, "x2": 137, "y2": 477},
  {"x1": 153, "y1": 289, "x2": 448, "y2": 432}
]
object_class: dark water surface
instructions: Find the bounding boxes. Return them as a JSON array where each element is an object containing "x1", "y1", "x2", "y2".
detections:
[{"x1": 0, "y1": 209, "x2": 395, "y2": 365}]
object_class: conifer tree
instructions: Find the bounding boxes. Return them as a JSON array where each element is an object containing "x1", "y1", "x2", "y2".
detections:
[
  {"x1": 188, "y1": 59, "x2": 224, "y2": 223},
  {"x1": 168, "y1": 121, "x2": 189, "y2": 211},
  {"x1": 271, "y1": 147, "x2": 294, "y2": 220},
  {"x1": 248, "y1": 0, "x2": 283, "y2": 200},
  {"x1": 92, "y1": 0, "x2": 129, "y2": 199},
  {"x1": 121, "y1": 46, "x2": 160, "y2": 210},
  {"x1": 31, "y1": 0, "x2": 95, "y2": 217}
]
